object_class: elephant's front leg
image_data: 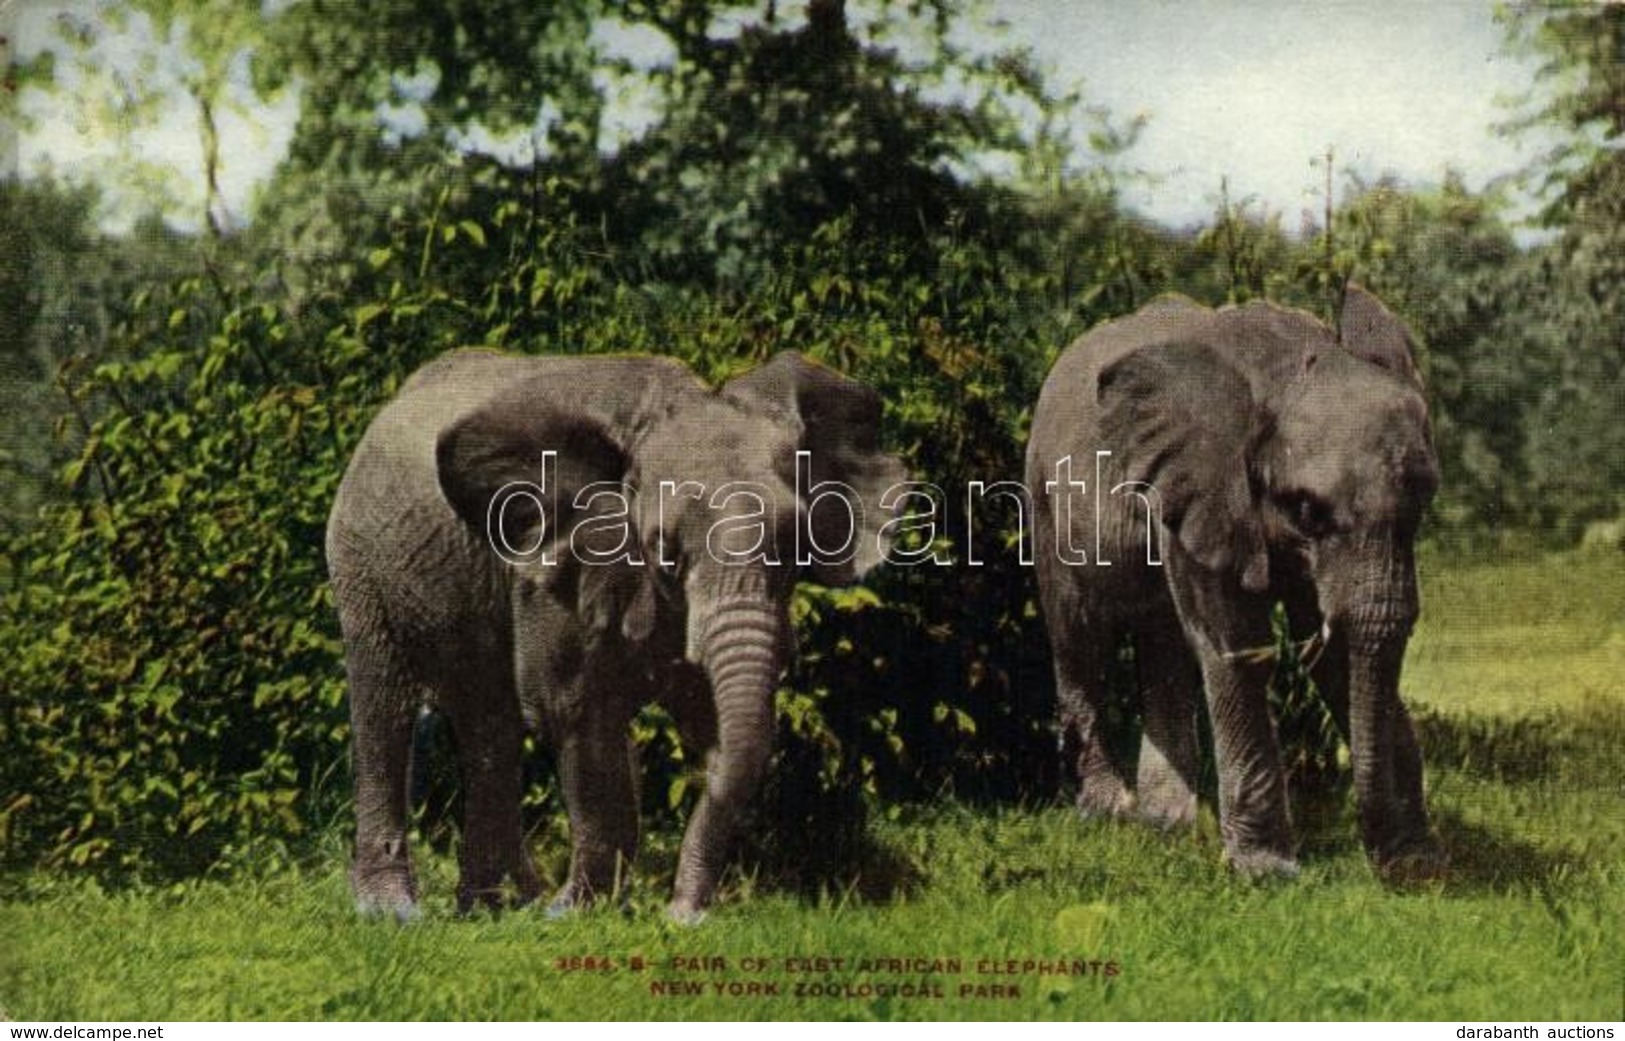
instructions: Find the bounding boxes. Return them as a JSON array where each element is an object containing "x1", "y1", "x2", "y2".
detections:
[
  {"x1": 350, "y1": 688, "x2": 421, "y2": 920},
  {"x1": 1166, "y1": 558, "x2": 1297, "y2": 876},
  {"x1": 1346, "y1": 635, "x2": 1442, "y2": 881},
  {"x1": 445, "y1": 691, "x2": 541, "y2": 914},
  {"x1": 1198, "y1": 647, "x2": 1298, "y2": 877},
  {"x1": 1377, "y1": 699, "x2": 1443, "y2": 882},
  {"x1": 549, "y1": 706, "x2": 641, "y2": 916}
]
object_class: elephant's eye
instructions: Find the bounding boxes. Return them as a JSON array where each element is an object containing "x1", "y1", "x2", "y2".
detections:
[{"x1": 1283, "y1": 491, "x2": 1336, "y2": 538}]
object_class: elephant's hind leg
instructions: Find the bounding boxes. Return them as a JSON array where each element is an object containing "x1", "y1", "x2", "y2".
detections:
[
  {"x1": 548, "y1": 699, "x2": 640, "y2": 916},
  {"x1": 337, "y1": 591, "x2": 423, "y2": 921},
  {"x1": 443, "y1": 681, "x2": 541, "y2": 914},
  {"x1": 1133, "y1": 626, "x2": 1203, "y2": 829},
  {"x1": 1052, "y1": 626, "x2": 1136, "y2": 821}
]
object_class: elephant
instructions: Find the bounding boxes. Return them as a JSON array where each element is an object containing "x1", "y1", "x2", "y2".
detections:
[
  {"x1": 325, "y1": 349, "x2": 907, "y2": 922},
  {"x1": 1026, "y1": 286, "x2": 1442, "y2": 880}
]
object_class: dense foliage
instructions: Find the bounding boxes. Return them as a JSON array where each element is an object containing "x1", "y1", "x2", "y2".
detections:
[{"x1": 1, "y1": 0, "x2": 1619, "y2": 882}]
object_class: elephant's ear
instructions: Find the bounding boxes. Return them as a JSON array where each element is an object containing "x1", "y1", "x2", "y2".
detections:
[
  {"x1": 437, "y1": 396, "x2": 656, "y2": 641},
  {"x1": 1098, "y1": 342, "x2": 1271, "y2": 592},
  {"x1": 724, "y1": 351, "x2": 909, "y2": 584},
  {"x1": 1338, "y1": 284, "x2": 1422, "y2": 387}
]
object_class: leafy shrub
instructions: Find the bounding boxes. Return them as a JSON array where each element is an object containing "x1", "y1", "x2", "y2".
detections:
[
  {"x1": 0, "y1": 178, "x2": 1081, "y2": 881},
  {"x1": 1, "y1": 280, "x2": 353, "y2": 875}
]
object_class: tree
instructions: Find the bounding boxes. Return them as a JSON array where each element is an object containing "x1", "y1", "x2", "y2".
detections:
[
  {"x1": 0, "y1": 178, "x2": 104, "y2": 531},
  {"x1": 588, "y1": 0, "x2": 1010, "y2": 285},
  {"x1": 1503, "y1": 2, "x2": 1625, "y2": 227},
  {"x1": 1491, "y1": 3, "x2": 1625, "y2": 537},
  {"x1": 2, "y1": 1, "x2": 291, "y2": 236},
  {"x1": 0, "y1": 176, "x2": 203, "y2": 536},
  {"x1": 0, "y1": 0, "x2": 1132, "y2": 879}
]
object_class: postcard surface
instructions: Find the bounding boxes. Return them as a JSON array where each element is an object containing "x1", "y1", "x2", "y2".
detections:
[{"x1": 1, "y1": 0, "x2": 1620, "y2": 1023}]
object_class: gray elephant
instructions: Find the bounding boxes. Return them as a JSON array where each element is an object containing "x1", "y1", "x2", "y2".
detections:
[
  {"x1": 326, "y1": 349, "x2": 906, "y2": 922},
  {"x1": 1027, "y1": 287, "x2": 1442, "y2": 880}
]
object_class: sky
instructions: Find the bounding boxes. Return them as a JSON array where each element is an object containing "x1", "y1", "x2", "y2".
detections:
[
  {"x1": 2, "y1": 0, "x2": 1551, "y2": 235},
  {"x1": 995, "y1": 0, "x2": 1550, "y2": 230}
]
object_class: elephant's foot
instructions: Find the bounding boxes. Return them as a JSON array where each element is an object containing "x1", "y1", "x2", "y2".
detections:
[
  {"x1": 665, "y1": 899, "x2": 708, "y2": 926},
  {"x1": 545, "y1": 874, "x2": 632, "y2": 920},
  {"x1": 1134, "y1": 788, "x2": 1198, "y2": 830},
  {"x1": 1374, "y1": 839, "x2": 1447, "y2": 887},
  {"x1": 455, "y1": 864, "x2": 542, "y2": 916},
  {"x1": 455, "y1": 879, "x2": 507, "y2": 915},
  {"x1": 351, "y1": 842, "x2": 419, "y2": 922},
  {"x1": 453, "y1": 832, "x2": 543, "y2": 915},
  {"x1": 354, "y1": 886, "x2": 420, "y2": 923},
  {"x1": 546, "y1": 843, "x2": 633, "y2": 918},
  {"x1": 544, "y1": 892, "x2": 582, "y2": 921},
  {"x1": 1074, "y1": 775, "x2": 1136, "y2": 821},
  {"x1": 544, "y1": 880, "x2": 598, "y2": 920},
  {"x1": 1224, "y1": 845, "x2": 1300, "y2": 880},
  {"x1": 1134, "y1": 757, "x2": 1199, "y2": 830}
]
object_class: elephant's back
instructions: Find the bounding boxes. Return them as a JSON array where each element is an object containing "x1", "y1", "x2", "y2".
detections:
[
  {"x1": 397, "y1": 349, "x2": 697, "y2": 406},
  {"x1": 327, "y1": 349, "x2": 701, "y2": 578},
  {"x1": 349, "y1": 350, "x2": 699, "y2": 487}
]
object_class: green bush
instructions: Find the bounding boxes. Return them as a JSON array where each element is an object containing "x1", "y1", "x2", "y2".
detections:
[
  {"x1": 1, "y1": 280, "x2": 352, "y2": 875},
  {"x1": 0, "y1": 182, "x2": 1084, "y2": 881}
]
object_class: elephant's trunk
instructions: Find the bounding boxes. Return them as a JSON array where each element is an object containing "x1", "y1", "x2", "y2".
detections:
[
  {"x1": 670, "y1": 569, "x2": 785, "y2": 920},
  {"x1": 1336, "y1": 538, "x2": 1436, "y2": 872}
]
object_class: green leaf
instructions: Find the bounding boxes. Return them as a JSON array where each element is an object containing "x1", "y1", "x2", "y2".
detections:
[
  {"x1": 353, "y1": 303, "x2": 387, "y2": 330},
  {"x1": 151, "y1": 352, "x2": 185, "y2": 381}
]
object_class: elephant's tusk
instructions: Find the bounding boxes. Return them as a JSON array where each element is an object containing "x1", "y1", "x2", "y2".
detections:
[
  {"x1": 1297, "y1": 621, "x2": 1332, "y2": 672},
  {"x1": 1220, "y1": 620, "x2": 1331, "y2": 669},
  {"x1": 1220, "y1": 643, "x2": 1280, "y2": 665}
]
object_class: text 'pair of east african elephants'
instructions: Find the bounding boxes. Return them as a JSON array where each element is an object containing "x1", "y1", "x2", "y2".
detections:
[{"x1": 326, "y1": 285, "x2": 1441, "y2": 922}]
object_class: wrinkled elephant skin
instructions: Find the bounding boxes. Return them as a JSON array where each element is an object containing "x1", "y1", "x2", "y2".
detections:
[
  {"x1": 1028, "y1": 287, "x2": 1443, "y2": 880},
  {"x1": 327, "y1": 350, "x2": 906, "y2": 921}
]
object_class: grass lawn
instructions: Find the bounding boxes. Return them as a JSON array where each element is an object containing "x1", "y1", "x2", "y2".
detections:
[{"x1": 2, "y1": 551, "x2": 1621, "y2": 1021}]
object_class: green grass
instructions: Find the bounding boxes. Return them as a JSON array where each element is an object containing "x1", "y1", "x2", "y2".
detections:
[
  {"x1": 1409, "y1": 547, "x2": 1625, "y2": 717},
  {"x1": 3, "y1": 551, "x2": 1622, "y2": 1021}
]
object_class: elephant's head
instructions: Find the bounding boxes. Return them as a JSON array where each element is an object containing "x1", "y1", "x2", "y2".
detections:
[
  {"x1": 1099, "y1": 286, "x2": 1440, "y2": 869},
  {"x1": 1258, "y1": 288, "x2": 1438, "y2": 641},
  {"x1": 433, "y1": 350, "x2": 906, "y2": 916}
]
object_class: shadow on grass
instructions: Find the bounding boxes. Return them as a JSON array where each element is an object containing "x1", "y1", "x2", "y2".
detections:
[
  {"x1": 1389, "y1": 698, "x2": 1616, "y2": 893},
  {"x1": 737, "y1": 795, "x2": 929, "y2": 906},
  {"x1": 1288, "y1": 782, "x2": 1360, "y2": 860},
  {"x1": 1415, "y1": 711, "x2": 1559, "y2": 783},
  {"x1": 1429, "y1": 807, "x2": 1590, "y2": 894},
  {"x1": 1287, "y1": 797, "x2": 1587, "y2": 894},
  {"x1": 1414, "y1": 695, "x2": 1625, "y2": 788},
  {"x1": 802, "y1": 830, "x2": 929, "y2": 905},
  {"x1": 1280, "y1": 699, "x2": 1619, "y2": 891}
]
